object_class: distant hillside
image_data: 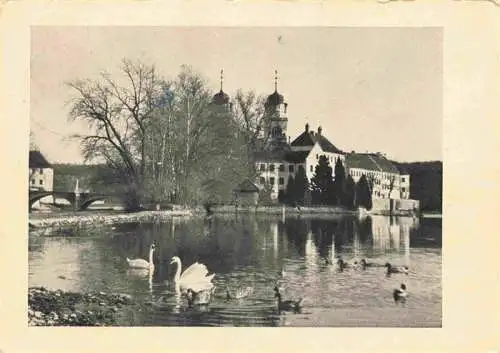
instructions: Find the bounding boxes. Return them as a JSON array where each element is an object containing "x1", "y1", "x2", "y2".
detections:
[
  {"x1": 392, "y1": 161, "x2": 442, "y2": 212},
  {"x1": 52, "y1": 163, "x2": 125, "y2": 194}
]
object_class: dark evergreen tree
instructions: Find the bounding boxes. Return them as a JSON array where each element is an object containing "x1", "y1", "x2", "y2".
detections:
[
  {"x1": 355, "y1": 174, "x2": 372, "y2": 210},
  {"x1": 310, "y1": 155, "x2": 334, "y2": 205},
  {"x1": 343, "y1": 174, "x2": 356, "y2": 210},
  {"x1": 294, "y1": 165, "x2": 309, "y2": 205},
  {"x1": 333, "y1": 157, "x2": 346, "y2": 205},
  {"x1": 277, "y1": 190, "x2": 285, "y2": 204},
  {"x1": 285, "y1": 174, "x2": 295, "y2": 205}
]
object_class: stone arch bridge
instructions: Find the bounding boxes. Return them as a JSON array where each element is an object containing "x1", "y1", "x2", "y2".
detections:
[{"x1": 29, "y1": 190, "x2": 122, "y2": 212}]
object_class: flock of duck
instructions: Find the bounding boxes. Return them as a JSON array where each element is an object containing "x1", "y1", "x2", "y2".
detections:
[{"x1": 125, "y1": 243, "x2": 410, "y2": 314}]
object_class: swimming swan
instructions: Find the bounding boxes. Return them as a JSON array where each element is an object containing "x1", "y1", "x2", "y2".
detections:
[
  {"x1": 126, "y1": 243, "x2": 156, "y2": 270},
  {"x1": 170, "y1": 256, "x2": 215, "y2": 293}
]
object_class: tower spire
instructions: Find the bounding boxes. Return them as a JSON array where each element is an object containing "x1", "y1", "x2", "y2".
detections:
[
  {"x1": 274, "y1": 70, "x2": 278, "y2": 92},
  {"x1": 220, "y1": 69, "x2": 224, "y2": 92}
]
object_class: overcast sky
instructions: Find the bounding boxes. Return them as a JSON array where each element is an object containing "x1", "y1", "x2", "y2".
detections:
[{"x1": 30, "y1": 26, "x2": 442, "y2": 163}]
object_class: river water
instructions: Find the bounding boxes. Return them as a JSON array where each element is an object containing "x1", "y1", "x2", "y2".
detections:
[{"x1": 28, "y1": 214, "x2": 442, "y2": 327}]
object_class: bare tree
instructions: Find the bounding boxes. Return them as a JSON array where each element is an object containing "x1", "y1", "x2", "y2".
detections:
[
  {"x1": 366, "y1": 173, "x2": 375, "y2": 196},
  {"x1": 387, "y1": 174, "x2": 396, "y2": 199},
  {"x1": 232, "y1": 89, "x2": 272, "y2": 160},
  {"x1": 68, "y1": 61, "x2": 254, "y2": 208},
  {"x1": 67, "y1": 59, "x2": 164, "y2": 209}
]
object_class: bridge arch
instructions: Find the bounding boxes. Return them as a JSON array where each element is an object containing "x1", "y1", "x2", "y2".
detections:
[
  {"x1": 78, "y1": 196, "x2": 109, "y2": 211},
  {"x1": 29, "y1": 192, "x2": 54, "y2": 208}
]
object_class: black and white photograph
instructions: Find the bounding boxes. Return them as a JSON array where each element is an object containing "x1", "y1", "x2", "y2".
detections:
[{"x1": 27, "y1": 26, "x2": 444, "y2": 328}]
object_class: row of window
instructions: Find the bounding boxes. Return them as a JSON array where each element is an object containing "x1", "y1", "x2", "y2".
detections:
[
  {"x1": 30, "y1": 179, "x2": 44, "y2": 185},
  {"x1": 315, "y1": 154, "x2": 339, "y2": 164},
  {"x1": 350, "y1": 169, "x2": 406, "y2": 183},
  {"x1": 30, "y1": 168, "x2": 45, "y2": 174},
  {"x1": 258, "y1": 164, "x2": 407, "y2": 185},
  {"x1": 260, "y1": 177, "x2": 285, "y2": 185},
  {"x1": 259, "y1": 163, "x2": 296, "y2": 173}
]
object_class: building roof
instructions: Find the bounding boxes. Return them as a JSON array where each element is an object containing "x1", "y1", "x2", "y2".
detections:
[
  {"x1": 253, "y1": 149, "x2": 310, "y2": 164},
  {"x1": 345, "y1": 153, "x2": 400, "y2": 174},
  {"x1": 235, "y1": 179, "x2": 260, "y2": 193},
  {"x1": 290, "y1": 127, "x2": 344, "y2": 154},
  {"x1": 284, "y1": 151, "x2": 310, "y2": 163},
  {"x1": 29, "y1": 150, "x2": 52, "y2": 168},
  {"x1": 254, "y1": 149, "x2": 288, "y2": 162}
]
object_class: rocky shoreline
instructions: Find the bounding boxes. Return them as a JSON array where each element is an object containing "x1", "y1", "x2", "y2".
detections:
[
  {"x1": 29, "y1": 209, "x2": 197, "y2": 231},
  {"x1": 28, "y1": 287, "x2": 137, "y2": 326}
]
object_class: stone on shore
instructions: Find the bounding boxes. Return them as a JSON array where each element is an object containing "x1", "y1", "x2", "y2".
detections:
[{"x1": 28, "y1": 287, "x2": 136, "y2": 326}]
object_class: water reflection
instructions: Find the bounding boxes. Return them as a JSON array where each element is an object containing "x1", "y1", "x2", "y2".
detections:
[{"x1": 29, "y1": 214, "x2": 441, "y2": 327}]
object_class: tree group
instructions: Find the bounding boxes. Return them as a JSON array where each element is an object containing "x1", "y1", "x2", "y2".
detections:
[
  {"x1": 282, "y1": 156, "x2": 372, "y2": 210},
  {"x1": 68, "y1": 60, "x2": 270, "y2": 210}
]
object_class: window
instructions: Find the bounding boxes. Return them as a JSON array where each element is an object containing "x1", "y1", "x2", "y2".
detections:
[
  {"x1": 279, "y1": 177, "x2": 284, "y2": 185},
  {"x1": 31, "y1": 179, "x2": 35, "y2": 185},
  {"x1": 402, "y1": 187, "x2": 406, "y2": 192},
  {"x1": 260, "y1": 177, "x2": 265, "y2": 184},
  {"x1": 39, "y1": 179, "x2": 43, "y2": 185},
  {"x1": 269, "y1": 164, "x2": 275, "y2": 172},
  {"x1": 260, "y1": 164, "x2": 266, "y2": 171},
  {"x1": 270, "y1": 177, "x2": 275, "y2": 185},
  {"x1": 310, "y1": 165, "x2": 313, "y2": 172},
  {"x1": 279, "y1": 164, "x2": 285, "y2": 172},
  {"x1": 401, "y1": 177, "x2": 405, "y2": 182},
  {"x1": 288, "y1": 165, "x2": 294, "y2": 173},
  {"x1": 316, "y1": 154, "x2": 319, "y2": 160},
  {"x1": 38, "y1": 168, "x2": 43, "y2": 174}
]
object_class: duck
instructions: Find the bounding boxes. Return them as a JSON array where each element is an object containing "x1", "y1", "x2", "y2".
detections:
[
  {"x1": 274, "y1": 286, "x2": 303, "y2": 314},
  {"x1": 393, "y1": 284, "x2": 408, "y2": 304},
  {"x1": 385, "y1": 262, "x2": 409, "y2": 275},
  {"x1": 170, "y1": 256, "x2": 215, "y2": 294},
  {"x1": 226, "y1": 286, "x2": 254, "y2": 300},
  {"x1": 358, "y1": 258, "x2": 380, "y2": 270},
  {"x1": 336, "y1": 257, "x2": 349, "y2": 272},
  {"x1": 185, "y1": 287, "x2": 216, "y2": 307},
  {"x1": 126, "y1": 243, "x2": 156, "y2": 271}
]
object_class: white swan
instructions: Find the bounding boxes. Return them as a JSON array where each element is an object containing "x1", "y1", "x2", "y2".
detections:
[
  {"x1": 170, "y1": 256, "x2": 215, "y2": 293},
  {"x1": 126, "y1": 243, "x2": 156, "y2": 270}
]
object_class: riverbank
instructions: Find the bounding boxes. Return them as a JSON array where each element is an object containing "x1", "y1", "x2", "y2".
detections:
[
  {"x1": 211, "y1": 204, "x2": 417, "y2": 217},
  {"x1": 29, "y1": 209, "x2": 197, "y2": 230},
  {"x1": 211, "y1": 204, "x2": 357, "y2": 215},
  {"x1": 28, "y1": 287, "x2": 137, "y2": 326}
]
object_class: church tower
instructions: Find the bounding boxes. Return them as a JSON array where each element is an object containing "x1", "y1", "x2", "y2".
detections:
[
  {"x1": 211, "y1": 69, "x2": 232, "y2": 112},
  {"x1": 264, "y1": 70, "x2": 289, "y2": 150}
]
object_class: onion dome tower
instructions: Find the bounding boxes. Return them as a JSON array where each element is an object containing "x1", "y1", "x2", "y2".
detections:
[
  {"x1": 264, "y1": 70, "x2": 289, "y2": 150},
  {"x1": 212, "y1": 69, "x2": 231, "y2": 111}
]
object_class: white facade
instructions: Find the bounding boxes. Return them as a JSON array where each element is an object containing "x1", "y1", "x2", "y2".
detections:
[
  {"x1": 255, "y1": 139, "x2": 346, "y2": 200},
  {"x1": 29, "y1": 167, "x2": 54, "y2": 192},
  {"x1": 400, "y1": 174, "x2": 410, "y2": 199},
  {"x1": 348, "y1": 167, "x2": 404, "y2": 199},
  {"x1": 302, "y1": 142, "x2": 345, "y2": 181},
  {"x1": 29, "y1": 150, "x2": 55, "y2": 206},
  {"x1": 29, "y1": 167, "x2": 54, "y2": 206}
]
